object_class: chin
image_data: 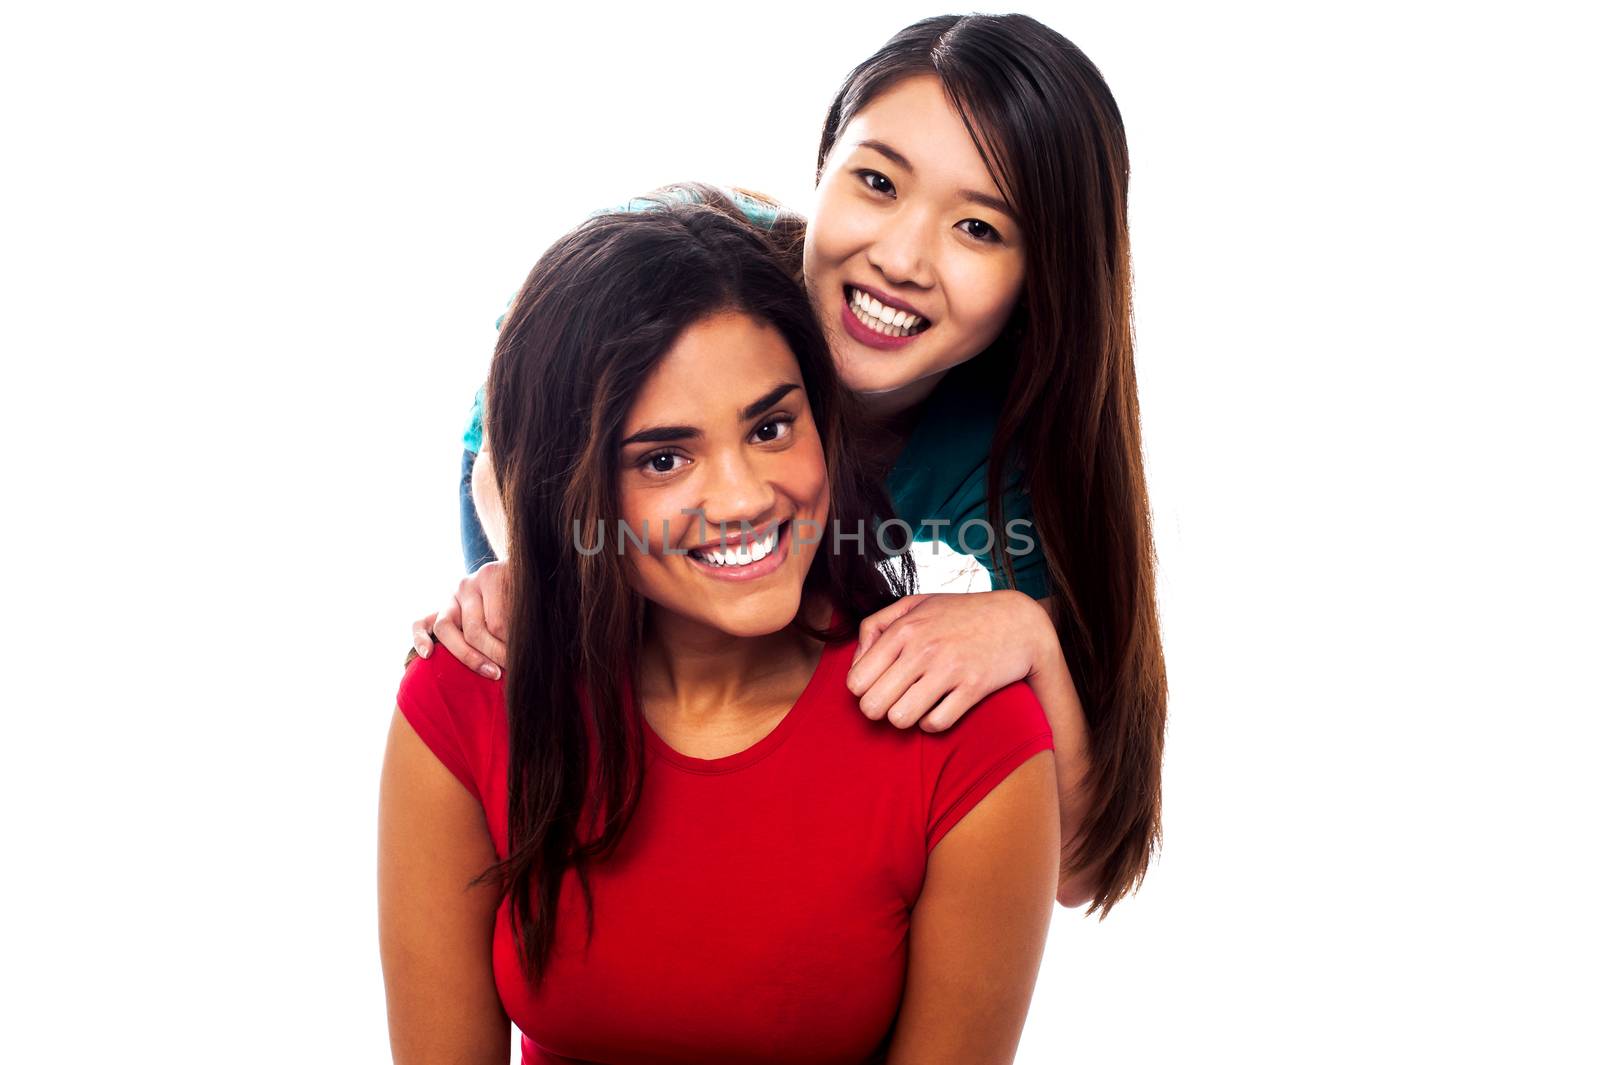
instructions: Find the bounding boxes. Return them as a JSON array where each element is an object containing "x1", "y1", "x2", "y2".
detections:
[
  {"x1": 840, "y1": 359, "x2": 928, "y2": 399},
  {"x1": 698, "y1": 588, "x2": 805, "y2": 639}
]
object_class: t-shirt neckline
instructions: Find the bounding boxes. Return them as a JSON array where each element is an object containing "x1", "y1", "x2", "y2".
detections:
[{"x1": 639, "y1": 610, "x2": 847, "y2": 776}]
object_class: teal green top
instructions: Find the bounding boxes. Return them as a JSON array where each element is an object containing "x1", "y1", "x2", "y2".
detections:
[
  {"x1": 883, "y1": 355, "x2": 1046, "y2": 598},
  {"x1": 461, "y1": 186, "x2": 1048, "y2": 599}
]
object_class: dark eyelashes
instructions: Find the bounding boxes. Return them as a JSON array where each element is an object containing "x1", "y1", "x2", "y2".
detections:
[
  {"x1": 638, "y1": 448, "x2": 686, "y2": 474},
  {"x1": 960, "y1": 219, "x2": 1003, "y2": 244},
  {"x1": 856, "y1": 168, "x2": 895, "y2": 196},
  {"x1": 751, "y1": 413, "x2": 797, "y2": 442},
  {"x1": 635, "y1": 413, "x2": 797, "y2": 475},
  {"x1": 852, "y1": 169, "x2": 1005, "y2": 245}
]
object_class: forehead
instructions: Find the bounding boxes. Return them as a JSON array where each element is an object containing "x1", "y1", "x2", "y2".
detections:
[
  {"x1": 838, "y1": 74, "x2": 1007, "y2": 199},
  {"x1": 624, "y1": 311, "x2": 802, "y2": 426}
]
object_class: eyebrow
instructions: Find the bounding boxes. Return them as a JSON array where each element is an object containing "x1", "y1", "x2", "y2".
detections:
[
  {"x1": 618, "y1": 382, "x2": 802, "y2": 448},
  {"x1": 856, "y1": 138, "x2": 1018, "y2": 224}
]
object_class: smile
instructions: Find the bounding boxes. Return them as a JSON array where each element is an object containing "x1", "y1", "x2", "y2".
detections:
[
  {"x1": 845, "y1": 285, "x2": 931, "y2": 338},
  {"x1": 840, "y1": 287, "x2": 931, "y2": 352},
  {"x1": 686, "y1": 520, "x2": 792, "y2": 582}
]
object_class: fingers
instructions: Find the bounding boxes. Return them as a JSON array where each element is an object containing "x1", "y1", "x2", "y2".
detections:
[
  {"x1": 457, "y1": 588, "x2": 505, "y2": 665},
  {"x1": 476, "y1": 561, "x2": 511, "y2": 644},
  {"x1": 882, "y1": 673, "x2": 956, "y2": 730},
  {"x1": 434, "y1": 598, "x2": 501, "y2": 681},
  {"x1": 456, "y1": 578, "x2": 508, "y2": 676},
  {"x1": 411, "y1": 565, "x2": 512, "y2": 680},
  {"x1": 915, "y1": 684, "x2": 982, "y2": 734},
  {"x1": 876, "y1": 666, "x2": 980, "y2": 733},
  {"x1": 850, "y1": 593, "x2": 1007, "y2": 733},
  {"x1": 854, "y1": 594, "x2": 926, "y2": 664},
  {"x1": 411, "y1": 613, "x2": 437, "y2": 658},
  {"x1": 855, "y1": 645, "x2": 921, "y2": 722},
  {"x1": 473, "y1": 626, "x2": 509, "y2": 673},
  {"x1": 848, "y1": 610, "x2": 920, "y2": 696}
]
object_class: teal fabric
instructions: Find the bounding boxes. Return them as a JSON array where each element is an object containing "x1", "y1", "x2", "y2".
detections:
[
  {"x1": 461, "y1": 186, "x2": 779, "y2": 453},
  {"x1": 462, "y1": 387, "x2": 487, "y2": 454},
  {"x1": 885, "y1": 357, "x2": 1047, "y2": 599},
  {"x1": 600, "y1": 189, "x2": 781, "y2": 231}
]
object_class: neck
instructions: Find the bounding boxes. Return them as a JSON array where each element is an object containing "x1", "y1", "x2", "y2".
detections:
[
  {"x1": 853, "y1": 392, "x2": 931, "y2": 484},
  {"x1": 637, "y1": 597, "x2": 831, "y2": 727}
]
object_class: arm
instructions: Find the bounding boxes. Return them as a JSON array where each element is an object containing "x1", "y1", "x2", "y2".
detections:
[
  {"x1": 886, "y1": 750, "x2": 1059, "y2": 1064},
  {"x1": 471, "y1": 445, "x2": 509, "y2": 563},
  {"x1": 378, "y1": 707, "x2": 509, "y2": 1064},
  {"x1": 848, "y1": 591, "x2": 1101, "y2": 907},
  {"x1": 1020, "y1": 603, "x2": 1101, "y2": 908}
]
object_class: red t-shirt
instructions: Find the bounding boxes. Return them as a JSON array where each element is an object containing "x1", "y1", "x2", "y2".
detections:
[{"x1": 395, "y1": 626, "x2": 1054, "y2": 1065}]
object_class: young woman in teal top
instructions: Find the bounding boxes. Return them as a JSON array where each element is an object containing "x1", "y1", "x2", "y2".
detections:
[{"x1": 416, "y1": 13, "x2": 1166, "y2": 916}]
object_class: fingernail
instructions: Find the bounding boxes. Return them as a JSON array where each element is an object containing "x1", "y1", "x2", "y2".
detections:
[
  {"x1": 414, "y1": 639, "x2": 430, "y2": 658},
  {"x1": 479, "y1": 663, "x2": 501, "y2": 680}
]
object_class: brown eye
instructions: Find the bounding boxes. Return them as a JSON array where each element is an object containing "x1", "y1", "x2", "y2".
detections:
[
  {"x1": 752, "y1": 416, "x2": 794, "y2": 443},
  {"x1": 856, "y1": 169, "x2": 896, "y2": 197},
  {"x1": 641, "y1": 451, "x2": 686, "y2": 475},
  {"x1": 959, "y1": 218, "x2": 1003, "y2": 244}
]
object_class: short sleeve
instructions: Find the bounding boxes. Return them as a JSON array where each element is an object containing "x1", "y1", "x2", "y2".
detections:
[
  {"x1": 395, "y1": 650, "x2": 492, "y2": 805},
  {"x1": 920, "y1": 681, "x2": 1055, "y2": 856}
]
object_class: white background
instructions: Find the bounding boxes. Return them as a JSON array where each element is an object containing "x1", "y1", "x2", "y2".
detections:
[{"x1": 3, "y1": 1, "x2": 1596, "y2": 1061}]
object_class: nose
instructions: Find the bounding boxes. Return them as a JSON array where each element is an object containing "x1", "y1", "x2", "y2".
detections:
[
  {"x1": 865, "y1": 207, "x2": 936, "y2": 290},
  {"x1": 695, "y1": 450, "x2": 778, "y2": 540}
]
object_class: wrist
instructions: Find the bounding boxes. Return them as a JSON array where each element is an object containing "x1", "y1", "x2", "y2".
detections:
[{"x1": 1011, "y1": 591, "x2": 1063, "y2": 682}]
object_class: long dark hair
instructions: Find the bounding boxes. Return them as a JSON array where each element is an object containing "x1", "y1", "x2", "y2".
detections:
[
  {"x1": 816, "y1": 14, "x2": 1167, "y2": 917},
  {"x1": 479, "y1": 199, "x2": 912, "y2": 987}
]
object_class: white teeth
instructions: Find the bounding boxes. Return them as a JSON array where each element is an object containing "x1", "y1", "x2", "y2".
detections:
[
  {"x1": 848, "y1": 287, "x2": 924, "y2": 336},
  {"x1": 692, "y1": 524, "x2": 782, "y2": 567}
]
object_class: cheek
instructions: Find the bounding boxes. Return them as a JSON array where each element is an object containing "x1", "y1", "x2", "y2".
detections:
[
  {"x1": 616, "y1": 487, "x2": 677, "y2": 583},
  {"x1": 810, "y1": 189, "x2": 875, "y2": 269},
  {"x1": 942, "y1": 258, "x2": 1024, "y2": 349},
  {"x1": 791, "y1": 437, "x2": 830, "y2": 518},
  {"x1": 616, "y1": 487, "x2": 649, "y2": 543},
  {"x1": 950, "y1": 258, "x2": 1020, "y2": 324}
]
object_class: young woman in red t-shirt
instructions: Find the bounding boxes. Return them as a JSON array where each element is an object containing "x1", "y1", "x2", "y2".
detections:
[{"x1": 379, "y1": 202, "x2": 1060, "y2": 1062}]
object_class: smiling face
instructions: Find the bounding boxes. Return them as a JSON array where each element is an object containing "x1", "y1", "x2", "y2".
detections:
[
  {"x1": 616, "y1": 309, "x2": 831, "y2": 639},
  {"x1": 803, "y1": 73, "x2": 1028, "y2": 414}
]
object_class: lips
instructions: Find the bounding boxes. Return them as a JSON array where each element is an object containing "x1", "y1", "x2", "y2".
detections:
[
  {"x1": 839, "y1": 288, "x2": 928, "y2": 350},
  {"x1": 846, "y1": 282, "x2": 930, "y2": 323},
  {"x1": 687, "y1": 519, "x2": 786, "y2": 562},
  {"x1": 684, "y1": 519, "x2": 794, "y2": 583}
]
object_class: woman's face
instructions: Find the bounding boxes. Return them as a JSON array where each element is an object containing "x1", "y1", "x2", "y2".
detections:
[
  {"x1": 616, "y1": 310, "x2": 831, "y2": 639},
  {"x1": 803, "y1": 73, "x2": 1028, "y2": 414}
]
